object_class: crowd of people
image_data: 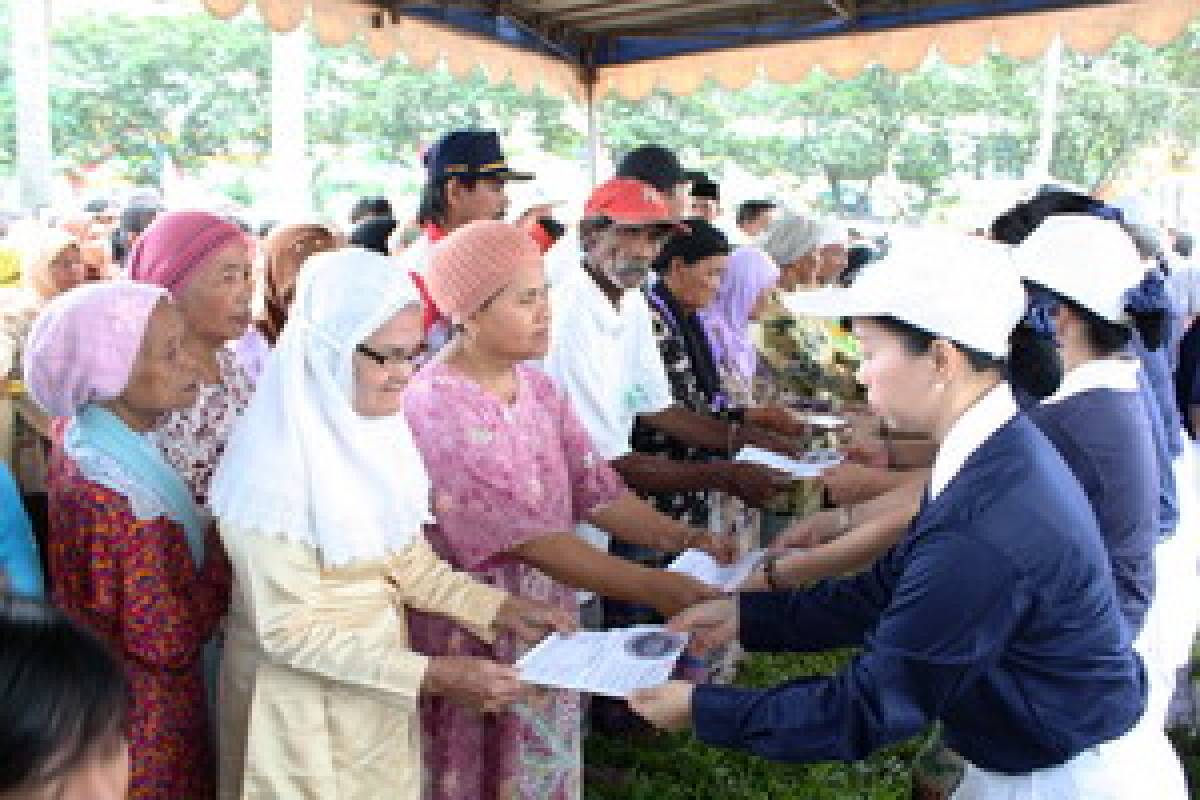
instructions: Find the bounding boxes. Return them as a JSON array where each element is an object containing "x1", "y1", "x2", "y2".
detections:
[{"x1": 0, "y1": 127, "x2": 1198, "y2": 800}]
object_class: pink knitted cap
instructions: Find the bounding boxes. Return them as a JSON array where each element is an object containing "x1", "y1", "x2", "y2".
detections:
[
  {"x1": 128, "y1": 210, "x2": 248, "y2": 294},
  {"x1": 424, "y1": 220, "x2": 543, "y2": 319}
]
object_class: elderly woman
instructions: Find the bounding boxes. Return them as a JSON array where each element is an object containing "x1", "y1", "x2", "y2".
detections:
[
  {"x1": 700, "y1": 245, "x2": 781, "y2": 401},
  {"x1": 404, "y1": 221, "x2": 716, "y2": 799},
  {"x1": 209, "y1": 249, "x2": 570, "y2": 799},
  {"x1": 129, "y1": 211, "x2": 256, "y2": 510},
  {"x1": 697, "y1": 244, "x2": 781, "y2": 557},
  {"x1": 0, "y1": 225, "x2": 86, "y2": 567},
  {"x1": 27, "y1": 282, "x2": 232, "y2": 799},
  {"x1": 758, "y1": 214, "x2": 860, "y2": 408}
]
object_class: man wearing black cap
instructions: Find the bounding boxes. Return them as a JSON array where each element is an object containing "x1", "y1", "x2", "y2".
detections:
[
  {"x1": 689, "y1": 178, "x2": 721, "y2": 224},
  {"x1": 407, "y1": 129, "x2": 534, "y2": 276},
  {"x1": 615, "y1": 145, "x2": 692, "y2": 219},
  {"x1": 404, "y1": 130, "x2": 534, "y2": 349}
]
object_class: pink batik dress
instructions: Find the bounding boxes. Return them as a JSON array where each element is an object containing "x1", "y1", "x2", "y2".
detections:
[{"x1": 404, "y1": 362, "x2": 625, "y2": 800}]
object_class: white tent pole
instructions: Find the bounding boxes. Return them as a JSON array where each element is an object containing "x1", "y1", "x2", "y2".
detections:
[
  {"x1": 270, "y1": 25, "x2": 311, "y2": 215},
  {"x1": 1032, "y1": 34, "x2": 1063, "y2": 182},
  {"x1": 14, "y1": 0, "x2": 53, "y2": 212},
  {"x1": 585, "y1": 78, "x2": 598, "y2": 186}
]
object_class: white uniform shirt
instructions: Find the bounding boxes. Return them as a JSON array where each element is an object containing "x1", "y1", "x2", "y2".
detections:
[{"x1": 542, "y1": 263, "x2": 673, "y2": 554}]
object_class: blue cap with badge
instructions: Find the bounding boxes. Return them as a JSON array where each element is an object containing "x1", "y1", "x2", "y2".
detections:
[{"x1": 423, "y1": 130, "x2": 534, "y2": 182}]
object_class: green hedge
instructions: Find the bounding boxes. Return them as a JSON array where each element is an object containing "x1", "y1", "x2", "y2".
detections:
[{"x1": 584, "y1": 651, "x2": 923, "y2": 799}]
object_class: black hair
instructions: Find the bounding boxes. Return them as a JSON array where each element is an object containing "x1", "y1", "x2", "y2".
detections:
[
  {"x1": 536, "y1": 217, "x2": 566, "y2": 242},
  {"x1": 989, "y1": 189, "x2": 1097, "y2": 245},
  {"x1": 615, "y1": 146, "x2": 686, "y2": 196},
  {"x1": 1174, "y1": 231, "x2": 1194, "y2": 259},
  {"x1": 650, "y1": 217, "x2": 731, "y2": 274},
  {"x1": 111, "y1": 205, "x2": 161, "y2": 264},
  {"x1": 1031, "y1": 282, "x2": 1166, "y2": 355},
  {"x1": 736, "y1": 201, "x2": 774, "y2": 227},
  {"x1": 864, "y1": 316, "x2": 1005, "y2": 373},
  {"x1": 349, "y1": 217, "x2": 398, "y2": 255},
  {"x1": 691, "y1": 180, "x2": 719, "y2": 201},
  {"x1": 350, "y1": 195, "x2": 393, "y2": 225},
  {"x1": 0, "y1": 597, "x2": 128, "y2": 793},
  {"x1": 228, "y1": 217, "x2": 253, "y2": 235},
  {"x1": 838, "y1": 245, "x2": 875, "y2": 287},
  {"x1": 1008, "y1": 323, "x2": 1063, "y2": 400},
  {"x1": 416, "y1": 176, "x2": 479, "y2": 227}
]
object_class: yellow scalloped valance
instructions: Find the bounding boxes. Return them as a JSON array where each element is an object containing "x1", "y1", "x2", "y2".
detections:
[{"x1": 200, "y1": 0, "x2": 1199, "y2": 100}]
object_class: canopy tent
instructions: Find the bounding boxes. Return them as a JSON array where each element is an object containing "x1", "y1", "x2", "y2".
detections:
[{"x1": 204, "y1": 0, "x2": 1200, "y2": 98}]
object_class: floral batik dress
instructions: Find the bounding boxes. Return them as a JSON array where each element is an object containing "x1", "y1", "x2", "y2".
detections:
[
  {"x1": 404, "y1": 362, "x2": 625, "y2": 800},
  {"x1": 150, "y1": 348, "x2": 253, "y2": 510},
  {"x1": 46, "y1": 444, "x2": 231, "y2": 799}
]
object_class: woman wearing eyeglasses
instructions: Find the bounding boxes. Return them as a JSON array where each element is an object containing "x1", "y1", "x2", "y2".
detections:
[{"x1": 209, "y1": 249, "x2": 574, "y2": 799}]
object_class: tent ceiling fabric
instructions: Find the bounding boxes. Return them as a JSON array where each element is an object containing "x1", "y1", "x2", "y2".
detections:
[{"x1": 201, "y1": 0, "x2": 1200, "y2": 99}]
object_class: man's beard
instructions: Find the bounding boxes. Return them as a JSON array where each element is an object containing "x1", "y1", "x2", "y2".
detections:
[{"x1": 606, "y1": 258, "x2": 650, "y2": 289}]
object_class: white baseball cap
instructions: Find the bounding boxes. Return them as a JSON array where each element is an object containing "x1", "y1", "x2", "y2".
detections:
[
  {"x1": 782, "y1": 231, "x2": 1025, "y2": 360},
  {"x1": 1015, "y1": 214, "x2": 1146, "y2": 324}
]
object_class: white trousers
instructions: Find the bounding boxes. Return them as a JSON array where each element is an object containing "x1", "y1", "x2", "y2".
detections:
[
  {"x1": 1135, "y1": 436, "x2": 1200, "y2": 728},
  {"x1": 952, "y1": 712, "x2": 1187, "y2": 800}
]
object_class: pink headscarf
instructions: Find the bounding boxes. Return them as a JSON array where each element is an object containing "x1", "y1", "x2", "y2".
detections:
[
  {"x1": 128, "y1": 210, "x2": 248, "y2": 294},
  {"x1": 24, "y1": 282, "x2": 167, "y2": 417}
]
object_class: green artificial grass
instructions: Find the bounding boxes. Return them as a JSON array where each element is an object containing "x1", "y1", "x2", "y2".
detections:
[
  {"x1": 586, "y1": 643, "x2": 1200, "y2": 797},
  {"x1": 584, "y1": 651, "x2": 924, "y2": 799}
]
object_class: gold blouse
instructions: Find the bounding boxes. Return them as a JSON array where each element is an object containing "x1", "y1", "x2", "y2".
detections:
[{"x1": 218, "y1": 527, "x2": 508, "y2": 800}]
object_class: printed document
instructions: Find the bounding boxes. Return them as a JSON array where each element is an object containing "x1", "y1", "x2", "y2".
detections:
[
  {"x1": 668, "y1": 548, "x2": 765, "y2": 591},
  {"x1": 516, "y1": 626, "x2": 688, "y2": 697}
]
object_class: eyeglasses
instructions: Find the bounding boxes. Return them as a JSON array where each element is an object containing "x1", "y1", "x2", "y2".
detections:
[{"x1": 356, "y1": 342, "x2": 429, "y2": 368}]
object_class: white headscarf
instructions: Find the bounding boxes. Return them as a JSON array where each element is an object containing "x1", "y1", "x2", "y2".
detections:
[
  {"x1": 209, "y1": 247, "x2": 433, "y2": 566},
  {"x1": 761, "y1": 213, "x2": 823, "y2": 267}
]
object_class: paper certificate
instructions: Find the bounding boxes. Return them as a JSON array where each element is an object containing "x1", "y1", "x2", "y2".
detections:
[
  {"x1": 796, "y1": 412, "x2": 848, "y2": 430},
  {"x1": 515, "y1": 626, "x2": 688, "y2": 697},
  {"x1": 668, "y1": 548, "x2": 765, "y2": 591},
  {"x1": 735, "y1": 445, "x2": 844, "y2": 480}
]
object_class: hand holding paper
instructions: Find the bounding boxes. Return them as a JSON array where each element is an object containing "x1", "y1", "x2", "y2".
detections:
[
  {"x1": 627, "y1": 680, "x2": 695, "y2": 732},
  {"x1": 515, "y1": 626, "x2": 688, "y2": 697},
  {"x1": 668, "y1": 548, "x2": 765, "y2": 592},
  {"x1": 735, "y1": 446, "x2": 844, "y2": 480}
]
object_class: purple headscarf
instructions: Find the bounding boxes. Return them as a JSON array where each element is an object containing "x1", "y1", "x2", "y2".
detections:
[
  {"x1": 24, "y1": 281, "x2": 167, "y2": 417},
  {"x1": 699, "y1": 245, "x2": 780, "y2": 383}
]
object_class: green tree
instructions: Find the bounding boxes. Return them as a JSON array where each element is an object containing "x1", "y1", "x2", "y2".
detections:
[
  {"x1": 309, "y1": 40, "x2": 580, "y2": 165},
  {"x1": 0, "y1": 0, "x2": 15, "y2": 175},
  {"x1": 2, "y1": 6, "x2": 1197, "y2": 212},
  {"x1": 49, "y1": 13, "x2": 270, "y2": 185}
]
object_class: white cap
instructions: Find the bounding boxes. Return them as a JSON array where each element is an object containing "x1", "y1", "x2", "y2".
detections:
[
  {"x1": 1015, "y1": 214, "x2": 1145, "y2": 324},
  {"x1": 782, "y1": 231, "x2": 1025, "y2": 360}
]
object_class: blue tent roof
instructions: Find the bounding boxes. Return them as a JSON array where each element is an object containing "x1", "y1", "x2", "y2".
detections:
[{"x1": 377, "y1": 0, "x2": 1121, "y2": 70}]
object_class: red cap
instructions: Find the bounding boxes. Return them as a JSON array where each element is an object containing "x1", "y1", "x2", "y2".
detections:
[{"x1": 584, "y1": 178, "x2": 678, "y2": 227}]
